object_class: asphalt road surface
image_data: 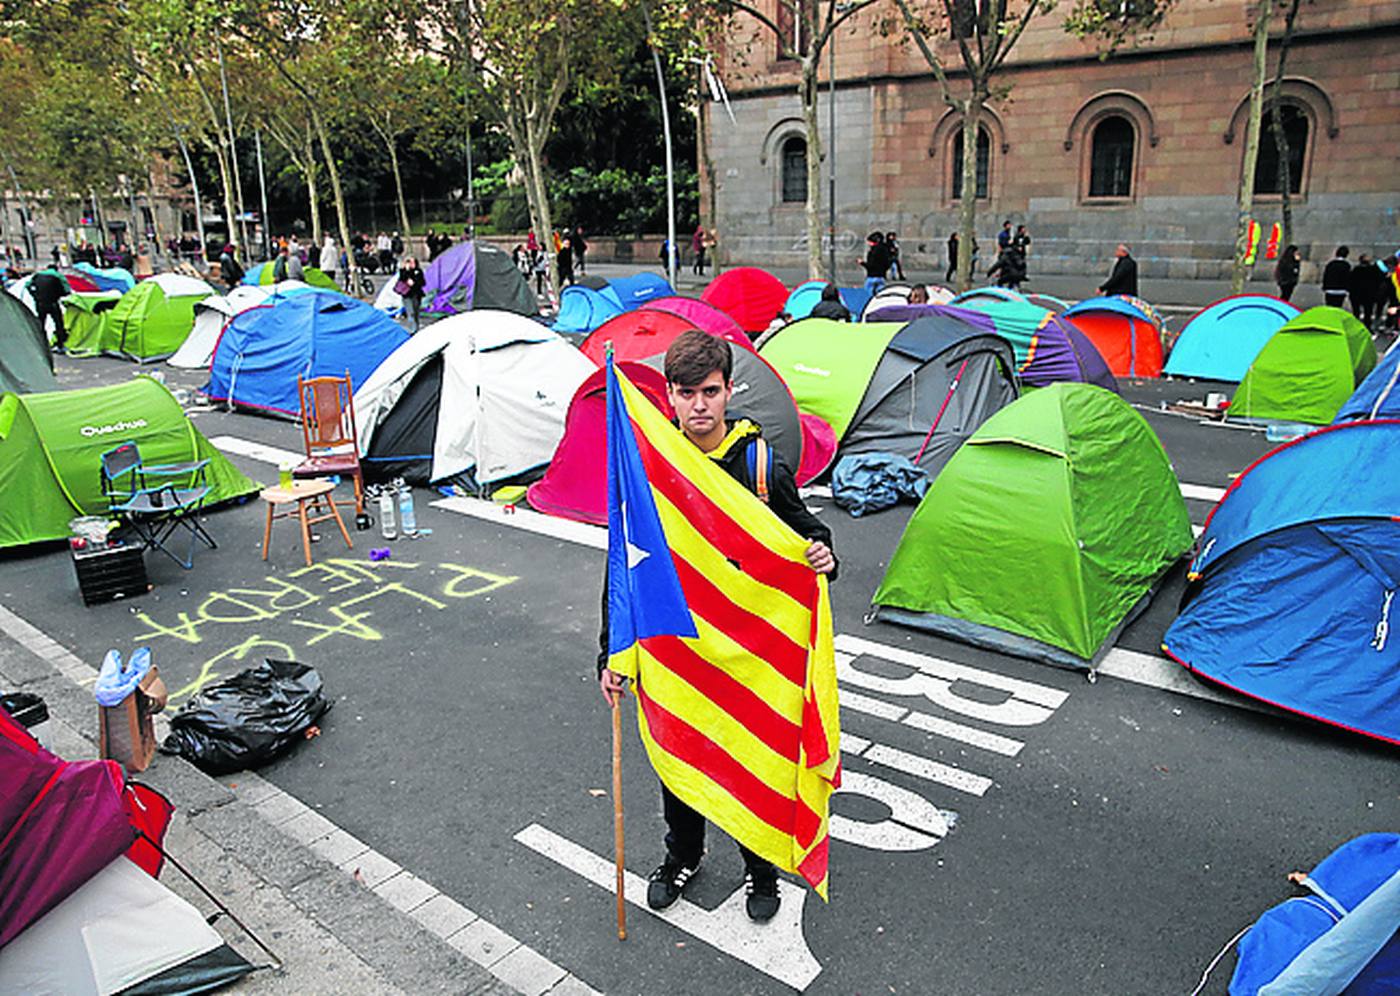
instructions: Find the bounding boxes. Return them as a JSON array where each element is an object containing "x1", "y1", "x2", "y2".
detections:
[{"x1": 4, "y1": 352, "x2": 1395, "y2": 996}]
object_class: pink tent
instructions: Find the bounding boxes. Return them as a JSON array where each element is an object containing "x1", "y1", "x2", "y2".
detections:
[
  {"x1": 579, "y1": 308, "x2": 753, "y2": 366},
  {"x1": 639, "y1": 296, "x2": 747, "y2": 340},
  {"x1": 797, "y1": 413, "x2": 838, "y2": 485},
  {"x1": 527, "y1": 362, "x2": 674, "y2": 524}
]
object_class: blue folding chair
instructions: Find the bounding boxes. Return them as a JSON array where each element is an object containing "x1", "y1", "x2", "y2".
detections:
[{"x1": 100, "y1": 441, "x2": 217, "y2": 569}]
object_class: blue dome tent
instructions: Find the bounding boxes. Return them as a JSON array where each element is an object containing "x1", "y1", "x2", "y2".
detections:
[
  {"x1": 1336, "y1": 342, "x2": 1400, "y2": 422},
  {"x1": 208, "y1": 291, "x2": 409, "y2": 417},
  {"x1": 1222, "y1": 833, "x2": 1400, "y2": 994},
  {"x1": 1164, "y1": 419, "x2": 1400, "y2": 745},
  {"x1": 1164, "y1": 294, "x2": 1299, "y2": 381},
  {"x1": 783, "y1": 280, "x2": 871, "y2": 320},
  {"x1": 552, "y1": 274, "x2": 673, "y2": 334}
]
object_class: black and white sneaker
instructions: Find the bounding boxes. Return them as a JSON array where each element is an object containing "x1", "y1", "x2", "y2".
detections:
[
  {"x1": 646, "y1": 855, "x2": 700, "y2": 910},
  {"x1": 745, "y1": 872, "x2": 780, "y2": 922}
]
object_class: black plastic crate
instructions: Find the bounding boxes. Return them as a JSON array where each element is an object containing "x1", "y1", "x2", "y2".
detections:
[{"x1": 72, "y1": 542, "x2": 150, "y2": 606}]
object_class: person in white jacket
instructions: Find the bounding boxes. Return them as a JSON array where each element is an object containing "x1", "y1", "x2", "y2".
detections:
[{"x1": 319, "y1": 236, "x2": 337, "y2": 278}]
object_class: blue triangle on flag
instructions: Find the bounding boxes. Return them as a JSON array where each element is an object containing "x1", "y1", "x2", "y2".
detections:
[{"x1": 607, "y1": 359, "x2": 697, "y2": 655}]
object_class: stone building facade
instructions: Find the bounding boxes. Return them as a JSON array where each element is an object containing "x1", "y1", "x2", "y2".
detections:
[{"x1": 701, "y1": 0, "x2": 1399, "y2": 281}]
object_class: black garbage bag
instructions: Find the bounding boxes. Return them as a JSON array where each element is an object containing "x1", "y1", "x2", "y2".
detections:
[{"x1": 160, "y1": 660, "x2": 331, "y2": 775}]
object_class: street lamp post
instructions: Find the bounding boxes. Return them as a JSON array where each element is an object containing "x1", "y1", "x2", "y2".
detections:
[{"x1": 827, "y1": 31, "x2": 836, "y2": 281}]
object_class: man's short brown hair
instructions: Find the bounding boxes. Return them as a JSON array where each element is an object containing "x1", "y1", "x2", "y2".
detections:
[{"x1": 664, "y1": 330, "x2": 732, "y2": 387}]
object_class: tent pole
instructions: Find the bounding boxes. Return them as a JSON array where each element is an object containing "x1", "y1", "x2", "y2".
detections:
[{"x1": 642, "y1": 0, "x2": 676, "y2": 289}]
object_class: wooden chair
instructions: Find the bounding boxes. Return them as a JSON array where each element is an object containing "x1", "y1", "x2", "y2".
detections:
[{"x1": 293, "y1": 374, "x2": 365, "y2": 515}]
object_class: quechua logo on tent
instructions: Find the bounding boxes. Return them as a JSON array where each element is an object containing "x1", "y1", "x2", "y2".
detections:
[{"x1": 80, "y1": 419, "x2": 149, "y2": 438}]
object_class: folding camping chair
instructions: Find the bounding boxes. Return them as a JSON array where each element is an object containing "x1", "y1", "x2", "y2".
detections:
[
  {"x1": 100, "y1": 441, "x2": 217, "y2": 570},
  {"x1": 293, "y1": 374, "x2": 365, "y2": 516}
]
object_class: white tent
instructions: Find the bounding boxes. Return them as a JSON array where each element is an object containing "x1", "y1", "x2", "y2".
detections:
[
  {"x1": 354, "y1": 309, "x2": 594, "y2": 486},
  {"x1": 5, "y1": 275, "x2": 38, "y2": 315},
  {"x1": 145, "y1": 272, "x2": 217, "y2": 298},
  {"x1": 373, "y1": 277, "x2": 404, "y2": 317},
  {"x1": 168, "y1": 282, "x2": 312, "y2": 369},
  {"x1": 0, "y1": 857, "x2": 253, "y2": 994}
]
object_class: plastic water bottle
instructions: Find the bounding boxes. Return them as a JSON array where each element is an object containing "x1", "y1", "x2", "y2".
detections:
[
  {"x1": 395, "y1": 478, "x2": 417, "y2": 536},
  {"x1": 375, "y1": 485, "x2": 397, "y2": 540}
]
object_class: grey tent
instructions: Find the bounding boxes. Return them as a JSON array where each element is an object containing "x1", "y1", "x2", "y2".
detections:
[
  {"x1": 761, "y1": 313, "x2": 1019, "y2": 475},
  {"x1": 641, "y1": 347, "x2": 803, "y2": 471},
  {"x1": 0, "y1": 291, "x2": 57, "y2": 395}
]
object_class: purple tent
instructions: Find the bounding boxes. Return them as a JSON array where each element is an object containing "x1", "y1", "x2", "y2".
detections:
[
  {"x1": 861, "y1": 302, "x2": 996, "y2": 328},
  {"x1": 1, "y1": 712, "x2": 135, "y2": 949},
  {"x1": 956, "y1": 295, "x2": 1118, "y2": 392},
  {"x1": 422, "y1": 241, "x2": 538, "y2": 316}
]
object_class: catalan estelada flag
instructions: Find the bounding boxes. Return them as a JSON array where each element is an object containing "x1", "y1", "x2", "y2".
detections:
[{"x1": 605, "y1": 359, "x2": 841, "y2": 897}]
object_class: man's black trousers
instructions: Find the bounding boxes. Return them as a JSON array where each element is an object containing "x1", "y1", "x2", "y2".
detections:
[{"x1": 661, "y1": 783, "x2": 777, "y2": 882}]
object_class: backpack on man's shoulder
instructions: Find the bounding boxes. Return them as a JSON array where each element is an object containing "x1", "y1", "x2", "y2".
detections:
[{"x1": 744, "y1": 436, "x2": 774, "y2": 504}]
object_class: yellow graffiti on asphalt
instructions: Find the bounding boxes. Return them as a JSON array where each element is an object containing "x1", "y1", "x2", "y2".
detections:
[{"x1": 139, "y1": 560, "x2": 519, "y2": 699}]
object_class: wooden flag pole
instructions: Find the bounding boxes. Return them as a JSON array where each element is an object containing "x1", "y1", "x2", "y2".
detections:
[{"x1": 611, "y1": 695, "x2": 627, "y2": 940}]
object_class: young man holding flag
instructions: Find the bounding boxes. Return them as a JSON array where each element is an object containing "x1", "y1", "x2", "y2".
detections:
[{"x1": 598, "y1": 331, "x2": 837, "y2": 923}]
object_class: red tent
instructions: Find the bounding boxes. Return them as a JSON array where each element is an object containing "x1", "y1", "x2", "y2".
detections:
[
  {"x1": 700, "y1": 267, "x2": 788, "y2": 334},
  {"x1": 580, "y1": 309, "x2": 753, "y2": 366},
  {"x1": 797, "y1": 413, "x2": 838, "y2": 485},
  {"x1": 527, "y1": 362, "x2": 673, "y2": 524},
  {"x1": 639, "y1": 296, "x2": 746, "y2": 340},
  {"x1": 1062, "y1": 296, "x2": 1165, "y2": 378}
]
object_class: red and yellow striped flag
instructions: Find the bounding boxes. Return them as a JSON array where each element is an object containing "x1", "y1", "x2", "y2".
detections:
[{"x1": 606, "y1": 364, "x2": 841, "y2": 897}]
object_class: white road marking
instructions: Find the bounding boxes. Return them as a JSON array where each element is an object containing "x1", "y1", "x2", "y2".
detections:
[
  {"x1": 1095, "y1": 646, "x2": 1271, "y2": 714},
  {"x1": 208, "y1": 435, "x2": 305, "y2": 467},
  {"x1": 861, "y1": 743, "x2": 992, "y2": 797},
  {"x1": 431, "y1": 496, "x2": 607, "y2": 549},
  {"x1": 831, "y1": 771, "x2": 953, "y2": 848},
  {"x1": 838, "y1": 684, "x2": 1026, "y2": 757},
  {"x1": 1180, "y1": 482, "x2": 1226, "y2": 502},
  {"x1": 514, "y1": 823, "x2": 822, "y2": 992}
]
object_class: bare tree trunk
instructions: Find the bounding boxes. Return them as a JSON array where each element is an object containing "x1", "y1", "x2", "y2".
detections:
[
  {"x1": 523, "y1": 116, "x2": 558, "y2": 295},
  {"x1": 209, "y1": 142, "x2": 238, "y2": 256},
  {"x1": 310, "y1": 106, "x2": 356, "y2": 294},
  {"x1": 1232, "y1": 0, "x2": 1274, "y2": 294},
  {"x1": 387, "y1": 137, "x2": 413, "y2": 238},
  {"x1": 307, "y1": 165, "x2": 322, "y2": 247},
  {"x1": 1270, "y1": 0, "x2": 1303, "y2": 248},
  {"x1": 800, "y1": 59, "x2": 825, "y2": 281},
  {"x1": 956, "y1": 94, "x2": 983, "y2": 291}
]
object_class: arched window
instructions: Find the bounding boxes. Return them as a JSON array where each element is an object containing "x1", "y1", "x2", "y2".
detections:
[
  {"x1": 951, "y1": 127, "x2": 990, "y2": 200},
  {"x1": 781, "y1": 137, "x2": 807, "y2": 203},
  {"x1": 1254, "y1": 103, "x2": 1308, "y2": 195},
  {"x1": 1089, "y1": 115, "x2": 1135, "y2": 198}
]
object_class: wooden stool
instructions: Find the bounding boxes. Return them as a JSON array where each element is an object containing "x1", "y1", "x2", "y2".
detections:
[{"x1": 260, "y1": 479, "x2": 353, "y2": 566}]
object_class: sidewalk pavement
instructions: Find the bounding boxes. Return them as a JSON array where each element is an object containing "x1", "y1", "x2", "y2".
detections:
[{"x1": 0, "y1": 604, "x2": 596, "y2": 996}]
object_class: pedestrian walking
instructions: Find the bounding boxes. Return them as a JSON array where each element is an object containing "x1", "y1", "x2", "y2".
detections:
[
  {"x1": 1322, "y1": 246, "x2": 1351, "y2": 309},
  {"x1": 885, "y1": 232, "x2": 904, "y2": 280},
  {"x1": 1098, "y1": 243, "x2": 1138, "y2": 297},
  {"x1": 1348, "y1": 253, "x2": 1383, "y2": 329},
  {"x1": 396, "y1": 256, "x2": 426, "y2": 332},
  {"x1": 533, "y1": 249, "x2": 549, "y2": 296},
  {"x1": 997, "y1": 220, "x2": 1013, "y2": 252},
  {"x1": 29, "y1": 268, "x2": 67, "y2": 352},
  {"x1": 1274, "y1": 244, "x2": 1301, "y2": 302},
  {"x1": 945, "y1": 231, "x2": 959, "y2": 282},
  {"x1": 691, "y1": 224, "x2": 707, "y2": 275},
  {"x1": 218, "y1": 243, "x2": 244, "y2": 291},
  {"x1": 319, "y1": 235, "x2": 338, "y2": 282},
  {"x1": 286, "y1": 247, "x2": 305, "y2": 282},
  {"x1": 858, "y1": 232, "x2": 891, "y2": 293},
  {"x1": 988, "y1": 246, "x2": 1028, "y2": 290},
  {"x1": 573, "y1": 226, "x2": 588, "y2": 276},
  {"x1": 557, "y1": 236, "x2": 574, "y2": 288},
  {"x1": 597, "y1": 331, "x2": 836, "y2": 924}
]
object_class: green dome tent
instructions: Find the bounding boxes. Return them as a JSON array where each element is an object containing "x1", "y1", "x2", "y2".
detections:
[
  {"x1": 102, "y1": 274, "x2": 217, "y2": 362},
  {"x1": 0, "y1": 291, "x2": 57, "y2": 395},
  {"x1": 1230, "y1": 306, "x2": 1377, "y2": 425},
  {"x1": 0, "y1": 376, "x2": 259, "y2": 549},
  {"x1": 872, "y1": 383, "x2": 1192, "y2": 670},
  {"x1": 60, "y1": 291, "x2": 123, "y2": 356},
  {"x1": 758, "y1": 318, "x2": 906, "y2": 437}
]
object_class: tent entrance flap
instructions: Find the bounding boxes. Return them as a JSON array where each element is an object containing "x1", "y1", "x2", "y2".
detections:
[{"x1": 363, "y1": 354, "x2": 445, "y2": 484}]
